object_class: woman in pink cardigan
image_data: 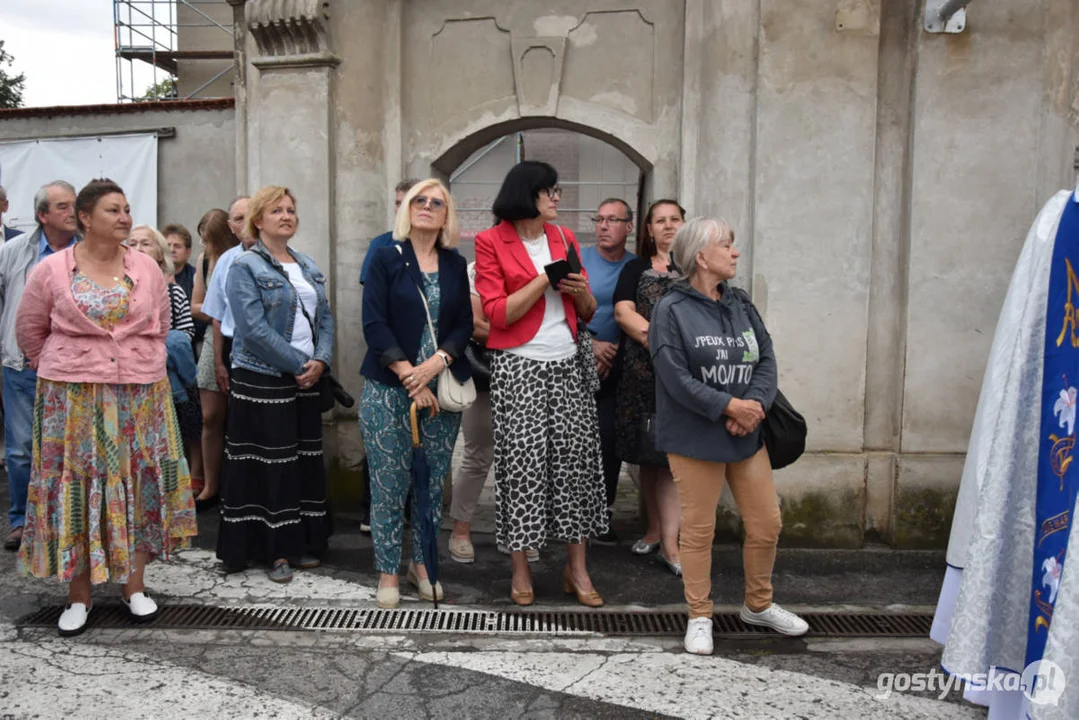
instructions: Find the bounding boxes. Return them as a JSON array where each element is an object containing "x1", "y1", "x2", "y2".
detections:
[{"x1": 15, "y1": 179, "x2": 197, "y2": 637}]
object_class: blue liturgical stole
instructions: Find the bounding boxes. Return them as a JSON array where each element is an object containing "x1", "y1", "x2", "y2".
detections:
[{"x1": 1028, "y1": 195, "x2": 1079, "y2": 667}]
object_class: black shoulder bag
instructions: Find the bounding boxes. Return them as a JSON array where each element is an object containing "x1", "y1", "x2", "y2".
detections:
[
  {"x1": 464, "y1": 342, "x2": 491, "y2": 393},
  {"x1": 729, "y1": 287, "x2": 806, "y2": 470}
]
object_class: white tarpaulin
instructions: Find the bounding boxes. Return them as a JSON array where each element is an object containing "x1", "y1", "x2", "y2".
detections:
[{"x1": 0, "y1": 133, "x2": 158, "y2": 234}]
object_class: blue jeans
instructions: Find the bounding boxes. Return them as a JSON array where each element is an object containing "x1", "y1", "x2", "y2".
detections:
[{"x1": 3, "y1": 365, "x2": 37, "y2": 528}]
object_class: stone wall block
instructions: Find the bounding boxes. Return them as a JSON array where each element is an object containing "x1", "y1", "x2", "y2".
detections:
[
  {"x1": 511, "y1": 37, "x2": 566, "y2": 116},
  {"x1": 753, "y1": 0, "x2": 880, "y2": 453},
  {"x1": 430, "y1": 19, "x2": 515, "y2": 126},
  {"x1": 892, "y1": 455, "x2": 963, "y2": 549},
  {"x1": 563, "y1": 11, "x2": 655, "y2": 123},
  {"x1": 834, "y1": 0, "x2": 880, "y2": 35}
]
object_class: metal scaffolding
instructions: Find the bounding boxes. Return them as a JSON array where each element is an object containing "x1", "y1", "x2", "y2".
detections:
[{"x1": 114, "y1": 0, "x2": 234, "y2": 102}]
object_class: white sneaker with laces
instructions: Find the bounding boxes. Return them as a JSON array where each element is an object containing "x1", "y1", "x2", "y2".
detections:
[
  {"x1": 684, "y1": 617, "x2": 714, "y2": 655},
  {"x1": 739, "y1": 603, "x2": 809, "y2": 636}
]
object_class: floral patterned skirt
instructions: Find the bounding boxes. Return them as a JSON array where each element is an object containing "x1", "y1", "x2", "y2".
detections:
[{"x1": 17, "y1": 378, "x2": 198, "y2": 584}]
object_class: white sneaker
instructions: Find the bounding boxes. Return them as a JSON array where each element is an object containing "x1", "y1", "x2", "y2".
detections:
[
  {"x1": 739, "y1": 603, "x2": 809, "y2": 636},
  {"x1": 684, "y1": 617, "x2": 714, "y2": 655},
  {"x1": 58, "y1": 602, "x2": 91, "y2": 637},
  {"x1": 122, "y1": 592, "x2": 159, "y2": 622}
]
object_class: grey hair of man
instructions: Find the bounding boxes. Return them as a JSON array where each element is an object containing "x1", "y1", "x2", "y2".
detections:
[
  {"x1": 597, "y1": 197, "x2": 633, "y2": 223},
  {"x1": 227, "y1": 194, "x2": 250, "y2": 213},
  {"x1": 671, "y1": 217, "x2": 735, "y2": 279},
  {"x1": 395, "y1": 179, "x2": 419, "y2": 194},
  {"x1": 33, "y1": 181, "x2": 77, "y2": 226}
]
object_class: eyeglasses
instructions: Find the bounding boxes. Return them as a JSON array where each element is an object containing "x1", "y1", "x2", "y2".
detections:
[
  {"x1": 591, "y1": 216, "x2": 630, "y2": 225},
  {"x1": 411, "y1": 195, "x2": 446, "y2": 210},
  {"x1": 541, "y1": 186, "x2": 563, "y2": 200}
]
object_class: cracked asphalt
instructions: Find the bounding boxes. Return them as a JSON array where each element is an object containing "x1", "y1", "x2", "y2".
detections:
[{"x1": 0, "y1": 467, "x2": 987, "y2": 719}]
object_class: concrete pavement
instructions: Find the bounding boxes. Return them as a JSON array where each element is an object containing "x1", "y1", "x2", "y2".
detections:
[{"x1": 0, "y1": 470, "x2": 986, "y2": 719}]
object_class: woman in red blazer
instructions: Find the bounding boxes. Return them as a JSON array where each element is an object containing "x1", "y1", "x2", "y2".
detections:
[{"x1": 474, "y1": 161, "x2": 608, "y2": 608}]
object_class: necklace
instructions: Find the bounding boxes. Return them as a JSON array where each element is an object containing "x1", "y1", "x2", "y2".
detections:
[{"x1": 77, "y1": 244, "x2": 123, "y2": 283}]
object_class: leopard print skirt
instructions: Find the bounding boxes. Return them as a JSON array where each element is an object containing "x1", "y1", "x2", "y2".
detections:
[{"x1": 489, "y1": 351, "x2": 609, "y2": 551}]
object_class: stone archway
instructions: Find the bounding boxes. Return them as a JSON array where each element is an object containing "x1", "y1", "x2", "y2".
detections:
[
  {"x1": 430, "y1": 117, "x2": 653, "y2": 180},
  {"x1": 433, "y1": 119, "x2": 651, "y2": 250}
]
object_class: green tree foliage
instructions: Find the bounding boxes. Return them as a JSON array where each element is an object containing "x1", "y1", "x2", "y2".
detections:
[
  {"x1": 0, "y1": 40, "x2": 26, "y2": 109},
  {"x1": 139, "y1": 77, "x2": 178, "y2": 102}
]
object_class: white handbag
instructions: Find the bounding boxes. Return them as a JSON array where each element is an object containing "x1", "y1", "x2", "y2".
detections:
[
  {"x1": 398, "y1": 245, "x2": 476, "y2": 412},
  {"x1": 416, "y1": 288, "x2": 476, "y2": 412}
]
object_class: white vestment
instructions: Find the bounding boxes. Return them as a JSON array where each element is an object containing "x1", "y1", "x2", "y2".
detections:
[{"x1": 932, "y1": 190, "x2": 1077, "y2": 719}]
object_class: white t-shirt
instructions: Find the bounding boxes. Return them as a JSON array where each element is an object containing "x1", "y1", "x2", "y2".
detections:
[
  {"x1": 506, "y1": 233, "x2": 576, "y2": 362},
  {"x1": 284, "y1": 263, "x2": 317, "y2": 358}
]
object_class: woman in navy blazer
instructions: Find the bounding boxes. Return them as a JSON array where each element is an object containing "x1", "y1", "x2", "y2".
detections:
[{"x1": 360, "y1": 179, "x2": 472, "y2": 609}]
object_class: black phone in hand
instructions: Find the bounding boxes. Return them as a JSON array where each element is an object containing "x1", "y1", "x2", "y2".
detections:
[
  {"x1": 545, "y1": 259, "x2": 572, "y2": 286},
  {"x1": 565, "y1": 242, "x2": 582, "y2": 274}
]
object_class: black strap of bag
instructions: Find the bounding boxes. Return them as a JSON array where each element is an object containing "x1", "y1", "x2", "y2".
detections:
[
  {"x1": 464, "y1": 342, "x2": 491, "y2": 392},
  {"x1": 727, "y1": 286, "x2": 807, "y2": 470},
  {"x1": 552, "y1": 226, "x2": 601, "y2": 394},
  {"x1": 265, "y1": 253, "x2": 354, "y2": 410}
]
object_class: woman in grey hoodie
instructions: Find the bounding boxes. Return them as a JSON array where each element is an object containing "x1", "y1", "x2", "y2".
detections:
[{"x1": 649, "y1": 217, "x2": 808, "y2": 655}]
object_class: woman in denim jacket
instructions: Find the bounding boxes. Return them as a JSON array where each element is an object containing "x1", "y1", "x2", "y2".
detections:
[{"x1": 218, "y1": 185, "x2": 335, "y2": 583}]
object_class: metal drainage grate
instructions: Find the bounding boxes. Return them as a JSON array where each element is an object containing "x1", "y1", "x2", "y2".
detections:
[{"x1": 17, "y1": 605, "x2": 933, "y2": 638}]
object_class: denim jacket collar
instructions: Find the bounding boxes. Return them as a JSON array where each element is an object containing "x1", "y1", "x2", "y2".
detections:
[{"x1": 250, "y1": 240, "x2": 298, "y2": 274}]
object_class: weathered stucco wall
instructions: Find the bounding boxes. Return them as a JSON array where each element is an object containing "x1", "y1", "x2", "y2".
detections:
[
  {"x1": 0, "y1": 101, "x2": 236, "y2": 241},
  {"x1": 889, "y1": 0, "x2": 1079, "y2": 545}
]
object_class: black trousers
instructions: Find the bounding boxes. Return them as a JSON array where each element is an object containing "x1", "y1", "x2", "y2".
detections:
[{"x1": 596, "y1": 373, "x2": 622, "y2": 510}]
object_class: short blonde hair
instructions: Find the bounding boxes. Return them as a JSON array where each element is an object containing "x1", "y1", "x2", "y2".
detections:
[
  {"x1": 671, "y1": 217, "x2": 734, "y2": 279},
  {"x1": 392, "y1": 179, "x2": 460, "y2": 249},
  {"x1": 245, "y1": 185, "x2": 297, "y2": 241},
  {"x1": 130, "y1": 224, "x2": 175, "y2": 276}
]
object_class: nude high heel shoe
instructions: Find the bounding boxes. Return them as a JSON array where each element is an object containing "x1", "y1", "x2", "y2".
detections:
[{"x1": 563, "y1": 567, "x2": 604, "y2": 608}]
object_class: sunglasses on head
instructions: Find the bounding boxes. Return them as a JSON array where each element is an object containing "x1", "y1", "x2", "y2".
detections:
[{"x1": 411, "y1": 195, "x2": 446, "y2": 210}]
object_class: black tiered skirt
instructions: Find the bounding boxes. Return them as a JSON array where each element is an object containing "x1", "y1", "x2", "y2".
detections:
[{"x1": 216, "y1": 367, "x2": 331, "y2": 567}]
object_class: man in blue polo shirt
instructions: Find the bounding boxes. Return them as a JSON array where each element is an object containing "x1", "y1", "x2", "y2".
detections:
[{"x1": 581, "y1": 198, "x2": 636, "y2": 545}]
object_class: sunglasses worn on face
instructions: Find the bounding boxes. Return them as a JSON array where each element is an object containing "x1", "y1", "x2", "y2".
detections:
[
  {"x1": 541, "y1": 186, "x2": 563, "y2": 200},
  {"x1": 411, "y1": 195, "x2": 446, "y2": 210}
]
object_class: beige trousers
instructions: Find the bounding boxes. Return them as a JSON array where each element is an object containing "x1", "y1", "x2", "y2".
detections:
[{"x1": 669, "y1": 447, "x2": 782, "y2": 618}]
